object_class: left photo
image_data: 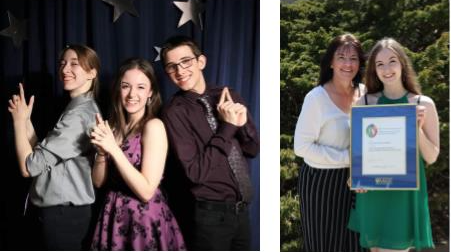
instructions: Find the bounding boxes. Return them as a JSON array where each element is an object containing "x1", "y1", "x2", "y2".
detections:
[{"x1": 0, "y1": 0, "x2": 260, "y2": 250}]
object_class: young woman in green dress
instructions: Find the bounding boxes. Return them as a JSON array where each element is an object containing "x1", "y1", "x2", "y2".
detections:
[{"x1": 348, "y1": 38, "x2": 440, "y2": 252}]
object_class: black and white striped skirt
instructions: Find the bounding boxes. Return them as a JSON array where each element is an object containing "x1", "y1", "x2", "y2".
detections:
[{"x1": 298, "y1": 162, "x2": 367, "y2": 252}]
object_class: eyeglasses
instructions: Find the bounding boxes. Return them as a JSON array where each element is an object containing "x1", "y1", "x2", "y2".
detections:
[{"x1": 164, "y1": 57, "x2": 197, "y2": 73}]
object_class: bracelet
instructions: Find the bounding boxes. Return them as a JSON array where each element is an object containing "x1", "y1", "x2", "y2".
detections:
[{"x1": 95, "y1": 152, "x2": 107, "y2": 161}]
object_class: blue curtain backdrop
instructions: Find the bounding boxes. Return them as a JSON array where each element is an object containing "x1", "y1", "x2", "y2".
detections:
[{"x1": 0, "y1": 0, "x2": 260, "y2": 249}]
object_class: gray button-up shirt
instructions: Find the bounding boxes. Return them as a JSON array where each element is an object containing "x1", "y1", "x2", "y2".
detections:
[{"x1": 26, "y1": 93, "x2": 100, "y2": 207}]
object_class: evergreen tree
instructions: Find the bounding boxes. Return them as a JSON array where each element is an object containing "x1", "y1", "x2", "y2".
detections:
[{"x1": 280, "y1": 1, "x2": 449, "y2": 251}]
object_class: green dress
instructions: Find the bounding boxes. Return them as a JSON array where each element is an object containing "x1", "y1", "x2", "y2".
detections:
[{"x1": 348, "y1": 93, "x2": 434, "y2": 250}]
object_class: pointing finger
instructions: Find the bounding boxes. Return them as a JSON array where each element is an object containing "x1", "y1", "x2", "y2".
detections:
[
  {"x1": 218, "y1": 88, "x2": 227, "y2": 105},
  {"x1": 224, "y1": 87, "x2": 234, "y2": 102},
  {"x1": 19, "y1": 83, "x2": 25, "y2": 101},
  {"x1": 95, "y1": 113, "x2": 103, "y2": 125}
]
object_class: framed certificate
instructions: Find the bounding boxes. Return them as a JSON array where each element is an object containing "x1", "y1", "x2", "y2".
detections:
[{"x1": 350, "y1": 104, "x2": 419, "y2": 190}]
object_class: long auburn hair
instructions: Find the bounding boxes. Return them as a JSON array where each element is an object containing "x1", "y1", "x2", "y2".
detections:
[
  {"x1": 318, "y1": 33, "x2": 365, "y2": 87},
  {"x1": 110, "y1": 58, "x2": 162, "y2": 142},
  {"x1": 59, "y1": 44, "x2": 101, "y2": 99},
  {"x1": 365, "y1": 38, "x2": 421, "y2": 95}
]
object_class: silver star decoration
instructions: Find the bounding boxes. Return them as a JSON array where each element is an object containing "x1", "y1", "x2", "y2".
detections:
[
  {"x1": 154, "y1": 46, "x2": 161, "y2": 62},
  {"x1": 102, "y1": 0, "x2": 139, "y2": 22},
  {"x1": 0, "y1": 11, "x2": 28, "y2": 48},
  {"x1": 174, "y1": 0, "x2": 205, "y2": 30}
]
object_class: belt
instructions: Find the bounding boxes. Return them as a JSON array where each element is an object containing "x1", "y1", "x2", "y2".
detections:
[{"x1": 196, "y1": 200, "x2": 248, "y2": 214}]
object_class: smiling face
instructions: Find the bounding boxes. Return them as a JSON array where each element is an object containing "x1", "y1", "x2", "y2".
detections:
[
  {"x1": 164, "y1": 45, "x2": 207, "y2": 94},
  {"x1": 59, "y1": 49, "x2": 96, "y2": 97},
  {"x1": 375, "y1": 48, "x2": 403, "y2": 87},
  {"x1": 330, "y1": 46, "x2": 360, "y2": 82},
  {"x1": 120, "y1": 68, "x2": 153, "y2": 118}
]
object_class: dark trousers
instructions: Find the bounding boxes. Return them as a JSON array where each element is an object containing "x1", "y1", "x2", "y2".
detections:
[
  {"x1": 28, "y1": 204, "x2": 92, "y2": 250},
  {"x1": 298, "y1": 163, "x2": 367, "y2": 252},
  {"x1": 191, "y1": 200, "x2": 251, "y2": 251}
]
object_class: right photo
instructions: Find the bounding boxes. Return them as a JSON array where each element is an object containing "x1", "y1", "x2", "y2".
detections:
[{"x1": 280, "y1": 1, "x2": 449, "y2": 252}]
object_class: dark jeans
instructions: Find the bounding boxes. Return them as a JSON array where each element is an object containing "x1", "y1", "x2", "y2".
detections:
[
  {"x1": 191, "y1": 200, "x2": 251, "y2": 251},
  {"x1": 29, "y1": 204, "x2": 92, "y2": 250}
]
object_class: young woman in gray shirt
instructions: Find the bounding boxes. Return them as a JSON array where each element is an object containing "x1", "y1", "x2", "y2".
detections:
[{"x1": 8, "y1": 45, "x2": 101, "y2": 250}]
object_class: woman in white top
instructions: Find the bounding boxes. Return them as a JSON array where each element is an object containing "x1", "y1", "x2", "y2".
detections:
[{"x1": 293, "y1": 34, "x2": 367, "y2": 252}]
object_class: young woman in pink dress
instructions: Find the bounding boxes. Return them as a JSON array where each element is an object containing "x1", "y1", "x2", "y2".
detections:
[{"x1": 90, "y1": 58, "x2": 185, "y2": 250}]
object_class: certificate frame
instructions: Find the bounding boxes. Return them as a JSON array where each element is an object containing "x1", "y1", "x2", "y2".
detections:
[{"x1": 350, "y1": 104, "x2": 419, "y2": 190}]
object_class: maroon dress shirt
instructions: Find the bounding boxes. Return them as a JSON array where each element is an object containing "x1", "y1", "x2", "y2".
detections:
[{"x1": 162, "y1": 86, "x2": 259, "y2": 202}]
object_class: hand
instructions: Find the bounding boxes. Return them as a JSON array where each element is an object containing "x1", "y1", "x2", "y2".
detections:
[
  {"x1": 347, "y1": 178, "x2": 368, "y2": 193},
  {"x1": 354, "y1": 188, "x2": 368, "y2": 193},
  {"x1": 416, "y1": 105, "x2": 426, "y2": 129},
  {"x1": 8, "y1": 83, "x2": 35, "y2": 123},
  {"x1": 217, "y1": 87, "x2": 247, "y2": 127},
  {"x1": 90, "y1": 113, "x2": 117, "y2": 155}
]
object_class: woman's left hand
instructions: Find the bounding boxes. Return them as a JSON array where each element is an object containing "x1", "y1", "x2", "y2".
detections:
[{"x1": 90, "y1": 113, "x2": 118, "y2": 155}]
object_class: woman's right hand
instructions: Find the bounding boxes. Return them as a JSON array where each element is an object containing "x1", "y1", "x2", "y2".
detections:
[{"x1": 8, "y1": 83, "x2": 34, "y2": 123}]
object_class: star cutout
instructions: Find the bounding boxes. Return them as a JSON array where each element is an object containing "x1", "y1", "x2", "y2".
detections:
[
  {"x1": 154, "y1": 46, "x2": 161, "y2": 62},
  {"x1": 174, "y1": 0, "x2": 205, "y2": 30},
  {"x1": 0, "y1": 11, "x2": 28, "y2": 48},
  {"x1": 102, "y1": 0, "x2": 139, "y2": 22}
]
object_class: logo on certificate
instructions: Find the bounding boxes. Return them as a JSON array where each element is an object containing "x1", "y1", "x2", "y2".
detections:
[{"x1": 366, "y1": 124, "x2": 378, "y2": 138}]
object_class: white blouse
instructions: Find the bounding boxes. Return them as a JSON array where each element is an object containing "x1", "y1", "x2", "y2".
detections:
[{"x1": 294, "y1": 85, "x2": 354, "y2": 169}]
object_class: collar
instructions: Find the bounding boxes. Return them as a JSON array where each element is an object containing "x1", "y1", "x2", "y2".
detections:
[
  {"x1": 179, "y1": 86, "x2": 225, "y2": 101},
  {"x1": 67, "y1": 92, "x2": 94, "y2": 110}
]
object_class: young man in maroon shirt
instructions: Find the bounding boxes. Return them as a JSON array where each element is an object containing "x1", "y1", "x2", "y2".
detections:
[{"x1": 161, "y1": 36, "x2": 259, "y2": 250}]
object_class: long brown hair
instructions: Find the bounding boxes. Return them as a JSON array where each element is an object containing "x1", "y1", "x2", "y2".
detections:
[
  {"x1": 110, "y1": 58, "x2": 162, "y2": 142},
  {"x1": 59, "y1": 44, "x2": 101, "y2": 98},
  {"x1": 365, "y1": 38, "x2": 421, "y2": 95},
  {"x1": 318, "y1": 33, "x2": 365, "y2": 87}
]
